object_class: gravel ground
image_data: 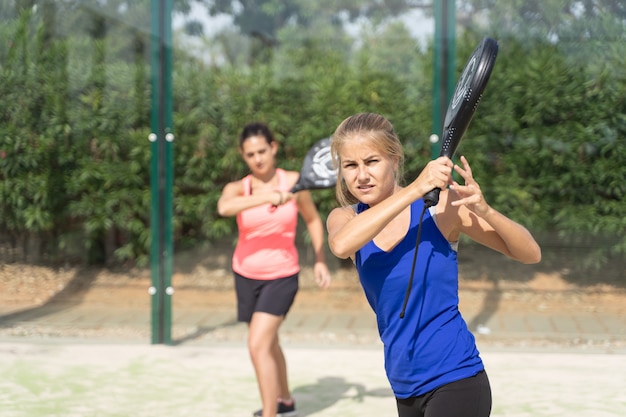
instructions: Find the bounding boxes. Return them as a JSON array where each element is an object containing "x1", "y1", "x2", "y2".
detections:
[{"x1": 0, "y1": 255, "x2": 624, "y2": 349}]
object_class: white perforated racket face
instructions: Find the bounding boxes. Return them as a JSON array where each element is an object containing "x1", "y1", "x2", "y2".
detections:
[
  {"x1": 292, "y1": 138, "x2": 338, "y2": 192},
  {"x1": 311, "y1": 143, "x2": 337, "y2": 182}
]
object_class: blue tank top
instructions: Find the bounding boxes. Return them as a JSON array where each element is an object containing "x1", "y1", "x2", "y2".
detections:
[{"x1": 355, "y1": 199, "x2": 484, "y2": 398}]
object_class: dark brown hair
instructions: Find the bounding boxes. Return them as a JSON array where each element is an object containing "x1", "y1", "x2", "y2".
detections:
[{"x1": 239, "y1": 122, "x2": 276, "y2": 148}]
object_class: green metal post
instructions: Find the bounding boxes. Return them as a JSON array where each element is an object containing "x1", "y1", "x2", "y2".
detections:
[
  {"x1": 150, "y1": 0, "x2": 173, "y2": 345},
  {"x1": 431, "y1": 0, "x2": 456, "y2": 159}
]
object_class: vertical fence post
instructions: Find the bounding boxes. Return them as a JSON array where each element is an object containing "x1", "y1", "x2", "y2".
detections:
[
  {"x1": 149, "y1": 0, "x2": 173, "y2": 345},
  {"x1": 431, "y1": 0, "x2": 456, "y2": 158}
]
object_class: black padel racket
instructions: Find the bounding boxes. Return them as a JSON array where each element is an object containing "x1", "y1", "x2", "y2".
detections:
[
  {"x1": 423, "y1": 37, "x2": 499, "y2": 207},
  {"x1": 400, "y1": 37, "x2": 499, "y2": 319},
  {"x1": 290, "y1": 137, "x2": 337, "y2": 193},
  {"x1": 270, "y1": 138, "x2": 337, "y2": 211}
]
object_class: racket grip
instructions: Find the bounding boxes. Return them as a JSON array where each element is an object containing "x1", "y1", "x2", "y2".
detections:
[{"x1": 423, "y1": 187, "x2": 441, "y2": 208}]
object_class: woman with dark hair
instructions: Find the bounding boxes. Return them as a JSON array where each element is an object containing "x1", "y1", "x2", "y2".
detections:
[{"x1": 218, "y1": 122, "x2": 331, "y2": 417}]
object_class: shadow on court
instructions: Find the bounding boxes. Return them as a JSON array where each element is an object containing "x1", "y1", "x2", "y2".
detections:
[
  {"x1": 172, "y1": 319, "x2": 240, "y2": 345},
  {"x1": 293, "y1": 376, "x2": 393, "y2": 416},
  {"x1": 0, "y1": 267, "x2": 99, "y2": 327}
]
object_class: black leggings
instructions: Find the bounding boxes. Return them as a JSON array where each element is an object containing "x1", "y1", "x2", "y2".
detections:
[{"x1": 396, "y1": 371, "x2": 492, "y2": 417}]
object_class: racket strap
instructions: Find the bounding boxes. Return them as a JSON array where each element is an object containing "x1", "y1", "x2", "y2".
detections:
[{"x1": 399, "y1": 204, "x2": 428, "y2": 320}]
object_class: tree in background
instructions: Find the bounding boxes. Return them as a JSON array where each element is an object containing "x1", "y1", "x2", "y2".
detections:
[
  {"x1": 0, "y1": 0, "x2": 624, "y2": 282},
  {"x1": 451, "y1": 0, "x2": 626, "y2": 277}
]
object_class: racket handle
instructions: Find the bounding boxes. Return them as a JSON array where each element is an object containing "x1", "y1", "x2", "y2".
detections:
[{"x1": 423, "y1": 187, "x2": 441, "y2": 208}]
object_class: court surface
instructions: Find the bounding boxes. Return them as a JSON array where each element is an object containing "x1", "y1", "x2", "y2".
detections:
[{"x1": 1, "y1": 340, "x2": 625, "y2": 417}]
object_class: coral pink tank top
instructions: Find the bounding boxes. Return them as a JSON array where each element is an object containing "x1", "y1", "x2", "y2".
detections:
[{"x1": 232, "y1": 169, "x2": 300, "y2": 280}]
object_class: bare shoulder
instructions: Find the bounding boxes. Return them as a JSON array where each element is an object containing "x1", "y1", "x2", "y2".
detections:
[
  {"x1": 327, "y1": 205, "x2": 357, "y2": 225},
  {"x1": 283, "y1": 169, "x2": 300, "y2": 178},
  {"x1": 282, "y1": 169, "x2": 301, "y2": 187}
]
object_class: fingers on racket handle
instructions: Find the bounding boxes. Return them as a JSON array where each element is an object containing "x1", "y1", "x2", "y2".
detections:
[{"x1": 423, "y1": 187, "x2": 441, "y2": 207}]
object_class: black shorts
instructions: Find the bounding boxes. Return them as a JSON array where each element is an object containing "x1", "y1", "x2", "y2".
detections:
[
  {"x1": 396, "y1": 370, "x2": 492, "y2": 417},
  {"x1": 234, "y1": 272, "x2": 299, "y2": 323}
]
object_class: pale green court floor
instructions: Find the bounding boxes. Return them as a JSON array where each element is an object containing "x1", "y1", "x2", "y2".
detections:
[{"x1": 0, "y1": 341, "x2": 625, "y2": 417}]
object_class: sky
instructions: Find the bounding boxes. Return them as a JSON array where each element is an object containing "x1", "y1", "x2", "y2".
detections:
[
  {"x1": 171, "y1": 5, "x2": 434, "y2": 65},
  {"x1": 172, "y1": 4, "x2": 435, "y2": 49}
]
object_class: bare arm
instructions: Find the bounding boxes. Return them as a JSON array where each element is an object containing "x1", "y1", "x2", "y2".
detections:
[
  {"x1": 327, "y1": 157, "x2": 454, "y2": 259},
  {"x1": 217, "y1": 181, "x2": 284, "y2": 217},
  {"x1": 327, "y1": 186, "x2": 416, "y2": 259},
  {"x1": 443, "y1": 156, "x2": 541, "y2": 264},
  {"x1": 464, "y1": 205, "x2": 541, "y2": 264},
  {"x1": 296, "y1": 190, "x2": 331, "y2": 288}
]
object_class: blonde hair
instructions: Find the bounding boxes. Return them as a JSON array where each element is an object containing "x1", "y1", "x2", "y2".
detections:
[{"x1": 330, "y1": 113, "x2": 405, "y2": 207}]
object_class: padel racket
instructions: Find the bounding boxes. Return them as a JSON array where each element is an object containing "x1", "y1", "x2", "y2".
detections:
[
  {"x1": 290, "y1": 137, "x2": 337, "y2": 193},
  {"x1": 423, "y1": 37, "x2": 499, "y2": 207},
  {"x1": 400, "y1": 37, "x2": 499, "y2": 319},
  {"x1": 270, "y1": 138, "x2": 337, "y2": 211}
]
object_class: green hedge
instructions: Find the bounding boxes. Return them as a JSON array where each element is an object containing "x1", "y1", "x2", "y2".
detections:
[{"x1": 1, "y1": 13, "x2": 625, "y2": 274}]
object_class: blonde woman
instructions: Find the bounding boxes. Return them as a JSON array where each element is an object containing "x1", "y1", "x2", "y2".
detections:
[{"x1": 326, "y1": 113, "x2": 540, "y2": 417}]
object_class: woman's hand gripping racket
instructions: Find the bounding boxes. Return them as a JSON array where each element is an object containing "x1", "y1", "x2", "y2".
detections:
[
  {"x1": 271, "y1": 138, "x2": 337, "y2": 210},
  {"x1": 423, "y1": 37, "x2": 499, "y2": 207}
]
